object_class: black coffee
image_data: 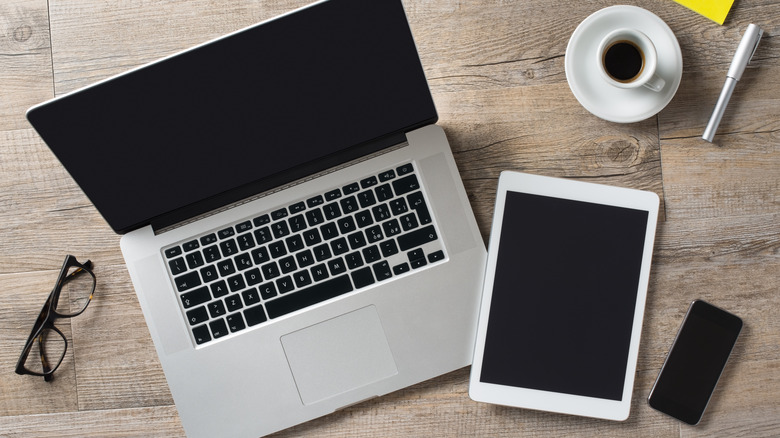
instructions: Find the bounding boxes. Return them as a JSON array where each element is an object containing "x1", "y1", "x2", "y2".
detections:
[{"x1": 603, "y1": 41, "x2": 644, "y2": 82}]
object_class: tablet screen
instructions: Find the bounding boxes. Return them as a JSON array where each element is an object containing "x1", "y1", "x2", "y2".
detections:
[{"x1": 479, "y1": 191, "x2": 649, "y2": 401}]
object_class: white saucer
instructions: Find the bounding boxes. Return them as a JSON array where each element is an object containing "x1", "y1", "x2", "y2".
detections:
[{"x1": 565, "y1": 5, "x2": 683, "y2": 123}]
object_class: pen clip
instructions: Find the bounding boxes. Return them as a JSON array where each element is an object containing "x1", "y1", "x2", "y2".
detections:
[{"x1": 748, "y1": 27, "x2": 764, "y2": 64}]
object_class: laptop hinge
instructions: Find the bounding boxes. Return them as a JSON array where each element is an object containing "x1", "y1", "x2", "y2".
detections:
[{"x1": 151, "y1": 136, "x2": 409, "y2": 235}]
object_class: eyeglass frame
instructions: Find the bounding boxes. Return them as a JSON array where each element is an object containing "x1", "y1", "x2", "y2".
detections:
[{"x1": 15, "y1": 255, "x2": 96, "y2": 381}]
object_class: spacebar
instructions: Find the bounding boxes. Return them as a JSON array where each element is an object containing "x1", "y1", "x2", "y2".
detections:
[{"x1": 265, "y1": 275, "x2": 354, "y2": 319}]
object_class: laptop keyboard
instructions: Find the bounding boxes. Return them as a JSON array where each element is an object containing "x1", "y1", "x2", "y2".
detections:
[{"x1": 163, "y1": 163, "x2": 446, "y2": 346}]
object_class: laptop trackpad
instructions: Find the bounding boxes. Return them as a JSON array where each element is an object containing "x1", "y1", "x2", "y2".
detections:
[{"x1": 281, "y1": 306, "x2": 398, "y2": 405}]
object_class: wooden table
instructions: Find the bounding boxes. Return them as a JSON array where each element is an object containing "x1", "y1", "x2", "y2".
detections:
[{"x1": 1, "y1": 0, "x2": 777, "y2": 436}]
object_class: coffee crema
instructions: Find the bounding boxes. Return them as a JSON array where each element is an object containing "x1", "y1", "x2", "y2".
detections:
[{"x1": 603, "y1": 40, "x2": 644, "y2": 83}]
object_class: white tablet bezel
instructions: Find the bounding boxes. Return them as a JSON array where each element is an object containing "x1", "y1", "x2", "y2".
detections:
[{"x1": 469, "y1": 171, "x2": 659, "y2": 421}]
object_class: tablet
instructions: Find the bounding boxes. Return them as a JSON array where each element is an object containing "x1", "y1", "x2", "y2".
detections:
[{"x1": 469, "y1": 171, "x2": 659, "y2": 421}]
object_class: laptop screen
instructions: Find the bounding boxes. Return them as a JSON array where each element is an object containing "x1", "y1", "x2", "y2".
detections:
[{"x1": 27, "y1": 0, "x2": 437, "y2": 233}]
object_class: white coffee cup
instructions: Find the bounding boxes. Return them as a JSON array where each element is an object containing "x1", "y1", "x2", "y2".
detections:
[{"x1": 597, "y1": 28, "x2": 666, "y2": 92}]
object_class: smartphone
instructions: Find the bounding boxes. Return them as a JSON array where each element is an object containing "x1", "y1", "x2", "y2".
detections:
[{"x1": 648, "y1": 300, "x2": 742, "y2": 425}]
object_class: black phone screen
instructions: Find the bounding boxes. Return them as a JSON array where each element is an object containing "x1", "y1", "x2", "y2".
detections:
[{"x1": 648, "y1": 300, "x2": 742, "y2": 425}]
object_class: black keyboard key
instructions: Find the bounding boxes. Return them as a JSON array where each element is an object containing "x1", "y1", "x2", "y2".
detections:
[
  {"x1": 182, "y1": 239, "x2": 200, "y2": 252},
  {"x1": 393, "y1": 263, "x2": 410, "y2": 275},
  {"x1": 306, "y1": 209, "x2": 325, "y2": 227},
  {"x1": 400, "y1": 213, "x2": 419, "y2": 231},
  {"x1": 227, "y1": 274, "x2": 246, "y2": 292},
  {"x1": 342, "y1": 182, "x2": 360, "y2": 195},
  {"x1": 347, "y1": 231, "x2": 367, "y2": 250},
  {"x1": 331, "y1": 237, "x2": 349, "y2": 255},
  {"x1": 289, "y1": 214, "x2": 306, "y2": 232},
  {"x1": 378, "y1": 169, "x2": 395, "y2": 181},
  {"x1": 393, "y1": 174, "x2": 420, "y2": 196},
  {"x1": 175, "y1": 271, "x2": 201, "y2": 292},
  {"x1": 253, "y1": 214, "x2": 270, "y2": 226},
  {"x1": 307, "y1": 195, "x2": 324, "y2": 208},
  {"x1": 389, "y1": 198, "x2": 408, "y2": 215},
  {"x1": 242, "y1": 288, "x2": 261, "y2": 305},
  {"x1": 169, "y1": 257, "x2": 187, "y2": 275},
  {"x1": 373, "y1": 261, "x2": 392, "y2": 281},
  {"x1": 324, "y1": 189, "x2": 341, "y2": 201},
  {"x1": 411, "y1": 258, "x2": 427, "y2": 269},
  {"x1": 289, "y1": 201, "x2": 306, "y2": 213},
  {"x1": 407, "y1": 191, "x2": 432, "y2": 225},
  {"x1": 220, "y1": 239, "x2": 238, "y2": 257},
  {"x1": 351, "y1": 267, "x2": 375, "y2": 289},
  {"x1": 234, "y1": 253, "x2": 253, "y2": 271},
  {"x1": 203, "y1": 245, "x2": 221, "y2": 262},
  {"x1": 340, "y1": 196, "x2": 359, "y2": 214},
  {"x1": 408, "y1": 249, "x2": 425, "y2": 262},
  {"x1": 279, "y1": 256, "x2": 297, "y2": 274},
  {"x1": 382, "y1": 219, "x2": 401, "y2": 237},
  {"x1": 193, "y1": 324, "x2": 211, "y2": 344},
  {"x1": 186, "y1": 306, "x2": 209, "y2": 325},
  {"x1": 357, "y1": 190, "x2": 376, "y2": 208},
  {"x1": 355, "y1": 210, "x2": 373, "y2": 228},
  {"x1": 293, "y1": 270, "x2": 312, "y2": 288},
  {"x1": 226, "y1": 313, "x2": 246, "y2": 333},
  {"x1": 372, "y1": 203, "x2": 392, "y2": 222},
  {"x1": 365, "y1": 225, "x2": 384, "y2": 243},
  {"x1": 380, "y1": 240, "x2": 399, "y2": 257},
  {"x1": 251, "y1": 247, "x2": 270, "y2": 265},
  {"x1": 271, "y1": 221, "x2": 290, "y2": 239},
  {"x1": 375, "y1": 184, "x2": 393, "y2": 202},
  {"x1": 218, "y1": 227, "x2": 235, "y2": 239},
  {"x1": 428, "y1": 250, "x2": 446, "y2": 263},
  {"x1": 337, "y1": 216, "x2": 356, "y2": 234},
  {"x1": 269, "y1": 241, "x2": 287, "y2": 258},
  {"x1": 165, "y1": 246, "x2": 182, "y2": 259},
  {"x1": 320, "y1": 222, "x2": 339, "y2": 240},
  {"x1": 244, "y1": 305, "x2": 268, "y2": 327},
  {"x1": 208, "y1": 301, "x2": 227, "y2": 318},
  {"x1": 296, "y1": 250, "x2": 315, "y2": 268},
  {"x1": 286, "y1": 234, "x2": 304, "y2": 252},
  {"x1": 225, "y1": 294, "x2": 244, "y2": 312},
  {"x1": 328, "y1": 257, "x2": 347, "y2": 275},
  {"x1": 398, "y1": 225, "x2": 438, "y2": 251},
  {"x1": 200, "y1": 265, "x2": 218, "y2": 283},
  {"x1": 200, "y1": 233, "x2": 218, "y2": 245},
  {"x1": 311, "y1": 264, "x2": 329, "y2": 282},
  {"x1": 210, "y1": 319, "x2": 229, "y2": 339},
  {"x1": 396, "y1": 163, "x2": 414, "y2": 176},
  {"x1": 236, "y1": 220, "x2": 253, "y2": 233},
  {"x1": 362, "y1": 245, "x2": 381, "y2": 263},
  {"x1": 276, "y1": 276, "x2": 295, "y2": 294},
  {"x1": 254, "y1": 226, "x2": 272, "y2": 244},
  {"x1": 217, "y1": 259, "x2": 236, "y2": 277},
  {"x1": 345, "y1": 252, "x2": 364, "y2": 269},
  {"x1": 265, "y1": 275, "x2": 353, "y2": 319},
  {"x1": 210, "y1": 280, "x2": 229, "y2": 298},
  {"x1": 258, "y1": 283, "x2": 277, "y2": 300},
  {"x1": 360, "y1": 176, "x2": 378, "y2": 189},
  {"x1": 261, "y1": 262, "x2": 280, "y2": 280},
  {"x1": 323, "y1": 203, "x2": 342, "y2": 220},
  {"x1": 237, "y1": 233, "x2": 256, "y2": 251},
  {"x1": 271, "y1": 208, "x2": 288, "y2": 220},
  {"x1": 186, "y1": 252, "x2": 205, "y2": 270},
  {"x1": 181, "y1": 286, "x2": 210, "y2": 308},
  {"x1": 303, "y1": 228, "x2": 322, "y2": 246},
  {"x1": 313, "y1": 244, "x2": 332, "y2": 261},
  {"x1": 244, "y1": 268, "x2": 263, "y2": 286}
]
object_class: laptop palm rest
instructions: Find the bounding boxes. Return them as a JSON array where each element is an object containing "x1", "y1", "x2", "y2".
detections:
[{"x1": 281, "y1": 306, "x2": 398, "y2": 405}]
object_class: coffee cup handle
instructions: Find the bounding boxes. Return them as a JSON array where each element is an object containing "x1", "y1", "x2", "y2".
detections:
[{"x1": 643, "y1": 74, "x2": 666, "y2": 92}]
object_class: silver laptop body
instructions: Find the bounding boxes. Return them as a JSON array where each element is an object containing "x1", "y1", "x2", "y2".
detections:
[{"x1": 27, "y1": 0, "x2": 486, "y2": 436}]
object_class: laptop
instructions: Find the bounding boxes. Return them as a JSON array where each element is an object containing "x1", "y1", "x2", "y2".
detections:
[{"x1": 26, "y1": 0, "x2": 487, "y2": 436}]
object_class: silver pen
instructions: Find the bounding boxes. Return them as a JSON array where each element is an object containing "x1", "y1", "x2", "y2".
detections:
[{"x1": 702, "y1": 24, "x2": 764, "y2": 143}]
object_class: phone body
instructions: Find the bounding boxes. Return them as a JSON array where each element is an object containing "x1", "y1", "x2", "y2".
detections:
[{"x1": 648, "y1": 300, "x2": 743, "y2": 425}]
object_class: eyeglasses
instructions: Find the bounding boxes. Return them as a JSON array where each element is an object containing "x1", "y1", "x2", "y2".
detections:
[{"x1": 15, "y1": 255, "x2": 96, "y2": 381}]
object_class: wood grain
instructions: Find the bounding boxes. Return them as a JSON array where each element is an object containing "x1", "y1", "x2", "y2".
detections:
[{"x1": 0, "y1": 0, "x2": 778, "y2": 436}]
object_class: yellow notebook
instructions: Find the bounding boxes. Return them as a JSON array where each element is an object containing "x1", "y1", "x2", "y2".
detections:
[{"x1": 673, "y1": 0, "x2": 735, "y2": 25}]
